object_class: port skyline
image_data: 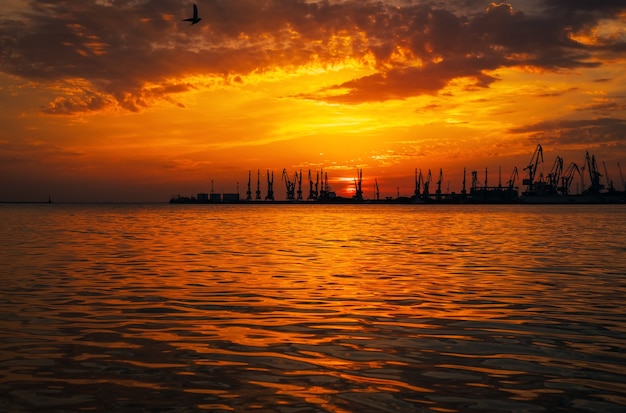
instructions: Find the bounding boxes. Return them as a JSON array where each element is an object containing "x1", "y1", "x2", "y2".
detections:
[{"x1": 170, "y1": 145, "x2": 626, "y2": 204}]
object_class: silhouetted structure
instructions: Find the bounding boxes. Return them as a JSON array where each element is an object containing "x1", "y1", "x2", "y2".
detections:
[
  {"x1": 170, "y1": 145, "x2": 625, "y2": 204},
  {"x1": 265, "y1": 170, "x2": 274, "y2": 201}
]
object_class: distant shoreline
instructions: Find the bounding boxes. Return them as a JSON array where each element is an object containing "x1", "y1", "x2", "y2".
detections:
[
  {"x1": 0, "y1": 201, "x2": 54, "y2": 204},
  {"x1": 3, "y1": 195, "x2": 625, "y2": 205},
  {"x1": 170, "y1": 193, "x2": 626, "y2": 205}
]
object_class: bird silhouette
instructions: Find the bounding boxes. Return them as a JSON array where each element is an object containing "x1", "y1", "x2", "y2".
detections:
[{"x1": 182, "y1": 3, "x2": 201, "y2": 25}]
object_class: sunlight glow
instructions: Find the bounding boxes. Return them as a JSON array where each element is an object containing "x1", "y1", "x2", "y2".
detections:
[{"x1": 2, "y1": 1, "x2": 625, "y2": 201}]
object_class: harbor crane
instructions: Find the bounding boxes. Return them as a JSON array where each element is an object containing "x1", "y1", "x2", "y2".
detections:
[
  {"x1": 436, "y1": 168, "x2": 443, "y2": 200},
  {"x1": 324, "y1": 171, "x2": 330, "y2": 196},
  {"x1": 414, "y1": 169, "x2": 423, "y2": 199},
  {"x1": 546, "y1": 156, "x2": 563, "y2": 194},
  {"x1": 315, "y1": 171, "x2": 320, "y2": 199},
  {"x1": 255, "y1": 170, "x2": 262, "y2": 200},
  {"x1": 246, "y1": 171, "x2": 252, "y2": 201},
  {"x1": 307, "y1": 170, "x2": 317, "y2": 200},
  {"x1": 583, "y1": 151, "x2": 603, "y2": 194},
  {"x1": 602, "y1": 161, "x2": 615, "y2": 192},
  {"x1": 375, "y1": 178, "x2": 380, "y2": 201},
  {"x1": 319, "y1": 169, "x2": 329, "y2": 200},
  {"x1": 265, "y1": 170, "x2": 274, "y2": 201},
  {"x1": 618, "y1": 162, "x2": 625, "y2": 191},
  {"x1": 461, "y1": 167, "x2": 467, "y2": 198},
  {"x1": 319, "y1": 170, "x2": 332, "y2": 200},
  {"x1": 507, "y1": 166, "x2": 519, "y2": 191},
  {"x1": 559, "y1": 162, "x2": 581, "y2": 195},
  {"x1": 580, "y1": 164, "x2": 585, "y2": 191},
  {"x1": 471, "y1": 170, "x2": 479, "y2": 192},
  {"x1": 353, "y1": 169, "x2": 363, "y2": 201},
  {"x1": 484, "y1": 167, "x2": 488, "y2": 189},
  {"x1": 523, "y1": 144, "x2": 543, "y2": 194},
  {"x1": 296, "y1": 170, "x2": 303, "y2": 200},
  {"x1": 423, "y1": 169, "x2": 432, "y2": 199},
  {"x1": 282, "y1": 168, "x2": 296, "y2": 200}
]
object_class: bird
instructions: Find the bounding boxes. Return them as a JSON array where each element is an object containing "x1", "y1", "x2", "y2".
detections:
[{"x1": 182, "y1": 3, "x2": 201, "y2": 25}]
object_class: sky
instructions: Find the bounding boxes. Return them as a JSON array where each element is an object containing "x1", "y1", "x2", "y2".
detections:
[{"x1": 1, "y1": 0, "x2": 625, "y2": 202}]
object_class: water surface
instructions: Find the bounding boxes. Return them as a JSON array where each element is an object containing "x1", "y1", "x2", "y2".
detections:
[{"x1": 1, "y1": 204, "x2": 626, "y2": 412}]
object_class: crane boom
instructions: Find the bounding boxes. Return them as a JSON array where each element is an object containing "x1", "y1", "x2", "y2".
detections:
[
  {"x1": 462, "y1": 167, "x2": 467, "y2": 197},
  {"x1": 584, "y1": 151, "x2": 603, "y2": 194},
  {"x1": 246, "y1": 170, "x2": 252, "y2": 200},
  {"x1": 559, "y1": 162, "x2": 581, "y2": 195},
  {"x1": 256, "y1": 169, "x2": 262, "y2": 199},
  {"x1": 353, "y1": 169, "x2": 363, "y2": 201},
  {"x1": 523, "y1": 144, "x2": 543, "y2": 194},
  {"x1": 507, "y1": 166, "x2": 518, "y2": 190},
  {"x1": 436, "y1": 168, "x2": 443, "y2": 200},
  {"x1": 416, "y1": 169, "x2": 423, "y2": 198},
  {"x1": 603, "y1": 161, "x2": 614, "y2": 192},
  {"x1": 471, "y1": 170, "x2": 479, "y2": 192},
  {"x1": 375, "y1": 178, "x2": 380, "y2": 201},
  {"x1": 265, "y1": 170, "x2": 274, "y2": 200},
  {"x1": 547, "y1": 156, "x2": 563, "y2": 193},
  {"x1": 423, "y1": 169, "x2": 432, "y2": 198},
  {"x1": 282, "y1": 168, "x2": 295, "y2": 200},
  {"x1": 307, "y1": 170, "x2": 316, "y2": 200},
  {"x1": 296, "y1": 170, "x2": 303, "y2": 200}
]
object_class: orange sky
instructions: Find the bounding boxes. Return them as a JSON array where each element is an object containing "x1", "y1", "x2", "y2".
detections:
[{"x1": 1, "y1": 0, "x2": 625, "y2": 202}]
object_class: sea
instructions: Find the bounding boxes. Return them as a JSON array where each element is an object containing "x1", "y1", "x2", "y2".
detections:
[{"x1": 1, "y1": 203, "x2": 626, "y2": 413}]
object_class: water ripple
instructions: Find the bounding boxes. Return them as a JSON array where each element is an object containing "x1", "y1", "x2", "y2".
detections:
[{"x1": 1, "y1": 204, "x2": 626, "y2": 412}]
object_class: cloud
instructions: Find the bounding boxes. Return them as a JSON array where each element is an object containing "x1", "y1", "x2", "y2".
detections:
[
  {"x1": 544, "y1": 0, "x2": 626, "y2": 15},
  {"x1": 41, "y1": 89, "x2": 113, "y2": 115},
  {"x1": 509, "y1": 117, "x2": 626, "y2": 147},
  {"x1": 312, "y1": 56, "x2": 500, "y2": 103},
  {"x1": 1, "y1": 0, "x2": 625, "y2": 113},
  {"x1": 576, "y1": 101, "x2": 626, "y2": 115}
]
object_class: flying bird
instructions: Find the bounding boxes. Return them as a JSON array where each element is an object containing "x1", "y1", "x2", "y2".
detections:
[{"x1": 182, "y1": 3, "x2": 201, "y2": 25}]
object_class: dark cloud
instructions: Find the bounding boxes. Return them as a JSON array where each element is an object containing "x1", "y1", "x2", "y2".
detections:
[
  {"x1": 509, "y1": 117, "x2": 626, "y2": 147},
  {"x1": 544, "y1": 0, "x2": 626, "y2": 15},
  {"x1": 315, "y1": 55, "x2": 500, "y2": 103},
  {"x1": 577, "y1": 101, "x2": 626, "y2": 115},
  {"x1": 1, "y1": 0, "x2": 625, "y2": 113},
  {"x1": 325, "y1": 0, "x2": 618, "y2": 102}
]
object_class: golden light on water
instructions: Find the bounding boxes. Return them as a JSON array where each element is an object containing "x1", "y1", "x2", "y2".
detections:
[{"x1": 2, "y1": 204, "x2": 626, "y2": 410}]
